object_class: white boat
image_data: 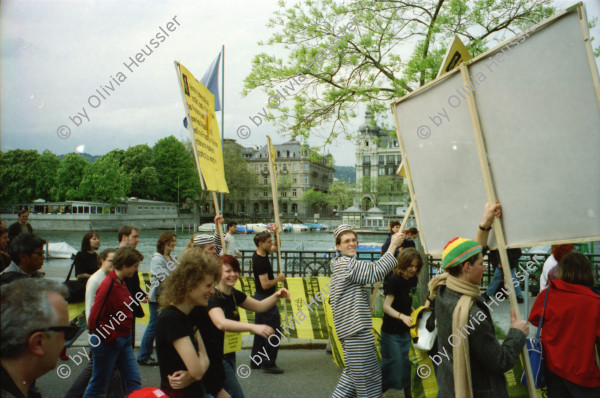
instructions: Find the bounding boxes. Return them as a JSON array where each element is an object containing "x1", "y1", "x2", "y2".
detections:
[
  {"x1": 247, "y1": 223, "x2": 268, "y2": 233},
  {"x1": 291, "y1": 224, "x2": 309, "y2": 232},
  {"x1": 47, "y1": 242, "x2": 77, "y2": 259},
  {"x1": 197, "y1": 223, "x2": 216, "y2": 232}
]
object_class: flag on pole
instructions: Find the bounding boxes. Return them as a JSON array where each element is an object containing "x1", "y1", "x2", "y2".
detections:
[
  {"x1": 200, "y1": 51, "x2": 222, "y2": 111},
  {"x1": 268, "y1": 137, "x2": 278, "y2": 188}
]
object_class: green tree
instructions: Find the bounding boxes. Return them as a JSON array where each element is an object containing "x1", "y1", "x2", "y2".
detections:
[
  {"x1": 153, "y1": 136, "x2": 201, "y2": 204},
  {"x1": 301, "y1": 188, "x2": 328, "y2": 213},
  {"x1": 222, "y1": 140, "x2": 258, "y2": 214},
  {"x1": 79, "y1": 156, "x2": 132, "y2": 204},
  {"x1": 56, "y1": 153, "x2": 89, "y2": 201},
  {"x1": 134, "y1": 167, "x2": 160, "y2": 200},
  {"x1": 326, "y1": 181, "x2": 355, "y2": 210},
  {"x1": 244, "y1": 0, "x2": 556, "y2": 143},
  {"x1": 0, "y1": 150, "x2": 40, "y2": 202},
  {"x1": 123, "y1": 145, "x2": 158, "y2": 199},
  {"x1": 32, "y1": 150, "x2": 61, "y2": 201},
  {"x1": 376, "y1": 175, "x2": 409, "y2": 206}
]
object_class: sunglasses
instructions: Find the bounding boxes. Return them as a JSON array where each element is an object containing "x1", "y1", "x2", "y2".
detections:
[{"x1": 30, "y1": 325, "x2": 80, "y2": 340}]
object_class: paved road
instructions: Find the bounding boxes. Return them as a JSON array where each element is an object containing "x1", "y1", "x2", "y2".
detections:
[{"x1": 37, "y1": 347, "x2": 410, "y2": 398}]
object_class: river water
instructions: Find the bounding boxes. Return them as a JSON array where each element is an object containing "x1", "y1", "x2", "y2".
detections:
[{"x1": 40, "y1": 230, "x2": 386, "y2": 281}]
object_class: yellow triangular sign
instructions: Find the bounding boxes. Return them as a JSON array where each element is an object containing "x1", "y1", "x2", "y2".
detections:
[{"x1": 437, "y1": 36, "x2": 472, "y2": 77}]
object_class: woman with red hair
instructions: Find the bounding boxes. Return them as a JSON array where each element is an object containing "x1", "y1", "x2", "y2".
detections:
[{"x1": 207, "y1": 254, "x2": 289, "y2": 397}]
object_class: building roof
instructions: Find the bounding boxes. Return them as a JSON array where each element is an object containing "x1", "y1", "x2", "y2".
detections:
[
  {"x1": 340, "y1": 205, "x2": 364, "y2": 213},
  {"x1": 358, "y1": 110, "x2": 382, "y2": 136}
]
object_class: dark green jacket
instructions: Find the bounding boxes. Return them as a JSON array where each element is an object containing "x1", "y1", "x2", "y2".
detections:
[{"x1": 434, "y1": 286, "x2": 526, "y2": 397}]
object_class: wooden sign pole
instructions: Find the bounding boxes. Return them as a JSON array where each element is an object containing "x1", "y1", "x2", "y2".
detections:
[
  {"x1": 212, "y1": 191, "x2": 226, "y2": 251},
  {"x1": 460, "y1": 63, "x2": 536, "y2": 397},
  {"x1": 266, "y1": 136, "x2": 289, "y2": 330}
]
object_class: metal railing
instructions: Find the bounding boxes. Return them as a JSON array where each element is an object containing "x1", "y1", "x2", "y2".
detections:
[
  {"x1": 238, "y1": 249, "x2": 382, "y2": 278},
  {"x1": 236, "y1": 250, "x2": 600, "y2": 293}
]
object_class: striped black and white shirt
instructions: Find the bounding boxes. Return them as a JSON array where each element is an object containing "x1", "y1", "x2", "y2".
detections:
[{"x1": 330, "y1": 252, "x2": 397, "y2": 340}]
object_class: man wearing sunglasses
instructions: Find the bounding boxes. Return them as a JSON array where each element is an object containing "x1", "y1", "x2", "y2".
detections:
[{"x1": 1, "y1": 278, "x2": 73, "y2": 397}]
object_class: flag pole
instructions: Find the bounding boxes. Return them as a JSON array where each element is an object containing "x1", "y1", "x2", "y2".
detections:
[
  {"x1": 266, "y1": 136, "x2": 289, "y2": 334},
  {"x1": 220, "y1": 45, "x2": 225, "y2": 216}
]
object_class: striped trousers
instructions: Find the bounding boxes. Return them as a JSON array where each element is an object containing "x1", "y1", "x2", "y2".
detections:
[{"x1": 332, "y1": 329, "x2": 382, "y2": 398}]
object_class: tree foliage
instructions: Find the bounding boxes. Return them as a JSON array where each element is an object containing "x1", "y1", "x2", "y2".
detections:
[
  {"x1": 326, "y1": 181, "x2": 355, "y2": 210},
  {"x1": 0, "y1": 150, "x2": 40, "y2": 203},
  {"x1": 152, "y1": 136, "x2": 202, "y2": 203},
  {"x1": 358, "y1": 175, "x2": 408, "y2": 207},
  {"x1": 32, "y1": 150, "x2": 61, "y2": 201},
  {"x1": 301, "y1": 188, "x2": 328, "y2": 209},
  {"x1": 244, "y1": 0, "x2": 556, "y2": 144},
  {"x1": 79, "y1": 156, "x2": 132, "y2": 204},
  {"x1": 222, "y1": 140, "x2": 258, "y2": 213},
  {"x1": 56, "y1": 153, "x2": 89, "y2": 201}
]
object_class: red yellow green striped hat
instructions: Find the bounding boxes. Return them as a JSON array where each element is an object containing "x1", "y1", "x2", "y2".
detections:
[{"x1": 442, "y1": 237, "x2": 482, "y2": 269}]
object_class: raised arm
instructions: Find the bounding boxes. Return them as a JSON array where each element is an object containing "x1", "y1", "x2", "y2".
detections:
[
  {"x1": 475, "y1": 201, "x2": 501, "y2": 247},
  {"x1": 347, "y1": 232, "x2": 404, "y2": 284}
]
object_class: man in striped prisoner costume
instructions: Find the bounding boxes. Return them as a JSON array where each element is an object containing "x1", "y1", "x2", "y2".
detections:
[{"x1": 330, "y1": 224, "x2": 405, "y2": 397}]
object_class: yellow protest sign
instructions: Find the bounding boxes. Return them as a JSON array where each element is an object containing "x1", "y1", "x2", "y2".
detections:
[
  {"x1": 175, "y1": 62, "x2": 228, "y2": 193},
  {"x1": 437, "y1": 35, "x2": 472, "y2": 77},
  {"x1": 223, "y1": 331, "x2": 242, "y2": 354}
]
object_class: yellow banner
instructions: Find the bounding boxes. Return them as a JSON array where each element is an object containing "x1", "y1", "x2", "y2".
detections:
[
  {"x1": 176, "y1": 62, "x2": 228, "y2": 193},
  {"x1": 437, "y1": 35, "x2": 472, "y2": 77},
  {"x1": 267, "y1": 136, "x2": 278, "y2": 187}
]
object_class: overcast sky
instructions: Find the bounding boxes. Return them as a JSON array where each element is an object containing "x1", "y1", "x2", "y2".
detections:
[{"x1": 1, "y1": 0, "x2": 599, "y2": 166}]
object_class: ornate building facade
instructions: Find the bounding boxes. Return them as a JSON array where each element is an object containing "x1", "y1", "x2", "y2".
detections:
[
  {"x1": 241, "y1": 139, "x2": 334, "y2": 217},
  {"x1": 355, "y1": 111, "x2": 407, "y2": 215}
]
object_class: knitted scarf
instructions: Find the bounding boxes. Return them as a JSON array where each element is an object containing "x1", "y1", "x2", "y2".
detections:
[{"x1": 429, "y1": 273, "x2": 481, "y2": 398}]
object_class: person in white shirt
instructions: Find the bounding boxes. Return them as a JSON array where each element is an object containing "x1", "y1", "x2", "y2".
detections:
[
  {"x1": 539, "y1": 244, "x2": 574, "y2": 291},
  {"x1": 85, "y1": 249, "x2": 116, "y2": 322},
  {"x1": 64, "y1": 248, "x2": 121, "y2": 398},
  {"x1": 222, "y1": 222, "x2": 241, "y2": 257}
]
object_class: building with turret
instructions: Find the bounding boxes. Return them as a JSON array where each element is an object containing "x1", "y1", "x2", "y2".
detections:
[{"x1": 355, "y1": 111, "x2": 407, "y2": 215}]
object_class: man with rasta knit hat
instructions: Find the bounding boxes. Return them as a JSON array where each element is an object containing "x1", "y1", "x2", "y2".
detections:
[
  {"x1": 330, "y1": 224, "x2": 405, "y2": 398},
  {"x1": 429, "y1": 202, "x2": 529, "y2": 397}
]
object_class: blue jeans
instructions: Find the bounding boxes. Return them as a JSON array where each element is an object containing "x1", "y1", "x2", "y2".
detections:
[
  {"x1": 137, "y1": 302, "x2": 159, "y2": 361},
  {"x1": 83, "y1": 334, "x2": 141, "y2": 398},
  {"x1": 486, "y1": 267, "x2": 523, "y2": 298},
  {"x1": 224, "y1": 356, "x2": 245, "y2": 398},
  {"x1": 380, "y1": 331, "x2": 411, "y2": 392}
]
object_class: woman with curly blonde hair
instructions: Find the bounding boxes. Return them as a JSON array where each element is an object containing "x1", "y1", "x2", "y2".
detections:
[{"x1": 155, "y1": 248, "x2": 221, "y2": 397}]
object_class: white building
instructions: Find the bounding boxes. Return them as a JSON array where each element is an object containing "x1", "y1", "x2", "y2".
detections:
[{"x1": 355, "y1": 111, "x2": 407, "y2": 215}]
